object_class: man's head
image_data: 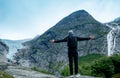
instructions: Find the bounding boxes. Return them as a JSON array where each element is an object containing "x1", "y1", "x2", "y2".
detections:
[{"x1": 68, "y1": 30, "x2": 74, "y2": 36}]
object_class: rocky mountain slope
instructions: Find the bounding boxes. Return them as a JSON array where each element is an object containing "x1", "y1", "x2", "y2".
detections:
[
  {"x1": 0, "y1": 40, "x2": 10, "y2": 77},
  {"x1": 106, "y1": 17, "x2": 120, "y2": 56},
  {"x1": 0, "y1": 40, "x2": 9, "y2": 63},
  {"x1": 113, "y1": 17, "x2": 120, "y2": 24},
  {"x1": 14, "y1": 10, "x2": 110, "y2": 75}
]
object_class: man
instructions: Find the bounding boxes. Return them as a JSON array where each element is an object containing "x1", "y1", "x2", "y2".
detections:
[{"x1": 50, "y1": 30, "x2": 94, "y2": 77}]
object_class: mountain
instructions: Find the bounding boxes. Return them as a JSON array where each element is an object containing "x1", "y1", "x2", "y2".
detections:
[
  {"x1": 113, "y1": 17, "x2": 120, "y2": 24},
  {"x1": 0, "y1": 40, "x2": 9, "y2": 63},
  {"x1": 1, "y1": 39, "x2": 30, "y2": 60},
  {"x1": 14, "y1": 10, "x2": 110, "y2": 75}
]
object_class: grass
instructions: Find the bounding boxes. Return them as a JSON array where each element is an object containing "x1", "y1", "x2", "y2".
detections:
[
  {"x1": 78, "y1": 54, "x2": 105, "y2": 64},
  {"x1": 60, "y1": 54, "x2": 105, "y2": 76},
  {"x1": 0, "y1": 70, "x2": 14, "y2": 78}
]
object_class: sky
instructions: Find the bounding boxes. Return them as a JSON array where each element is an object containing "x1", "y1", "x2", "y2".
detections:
[{"x1": 0, "y1": 0, "x2": 120, "y2": 40}]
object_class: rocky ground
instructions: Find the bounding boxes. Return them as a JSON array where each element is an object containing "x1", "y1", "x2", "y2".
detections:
[
  {"x1": 5, "y1": 66, "x2": 56, "y2": 78},
  {"x1": 4, "y1": 65, "x2": 100, "y2": 78}
]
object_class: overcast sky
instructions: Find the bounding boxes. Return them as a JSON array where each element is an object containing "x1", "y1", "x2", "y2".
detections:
[{"x1": 0, "y1": 0, "x2": 120, "y2": 40}]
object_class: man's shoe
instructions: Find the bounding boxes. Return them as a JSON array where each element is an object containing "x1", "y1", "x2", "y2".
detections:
[{"x1": 75, "y1": 73, "x2": 80, "y2": 77}]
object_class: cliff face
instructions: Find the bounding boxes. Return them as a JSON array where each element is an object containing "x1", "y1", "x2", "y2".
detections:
[
  {"x1": 0, "y1": 40, "x2": 9, "y2": 63},
  {"x1": 14, "y1": 10, "x2": 110, "y2": 74},
  {"x1": 106, "y1": 17, "x2": 120, "y2": 56}
]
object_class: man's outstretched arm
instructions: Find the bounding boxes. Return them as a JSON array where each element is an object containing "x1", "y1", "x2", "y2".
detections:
[
  {"x1": 77, "y1": 36, "x2": 94, "y2": 41},
  {"x1": 50, "y1": 37, "x2": 67, "y2": 43}
]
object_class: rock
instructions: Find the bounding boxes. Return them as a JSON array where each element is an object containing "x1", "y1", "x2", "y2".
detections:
[
  {"x1": 5, "y1": 66, "x2": 56, "y2": 78},
  {"x1": 0, "y1": 40, "x2": 9, "y2": 63},
  {"x1": 106, "y1": 18, "x2": 120, "y2": 55},
  {"x1": 0, "y1": 62, "x2": 8, "y2": 70},
  {"x1": 0, "y1": 40, "x2": 9, "y2": 70}
]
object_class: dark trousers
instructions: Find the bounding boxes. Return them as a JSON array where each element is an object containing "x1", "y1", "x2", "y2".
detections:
[{"x1": 68, "y1": 48, "x2": 78, "y2": 75}]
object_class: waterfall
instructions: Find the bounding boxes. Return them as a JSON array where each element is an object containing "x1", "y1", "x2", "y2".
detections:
[{"x1": 106, "y1": 23, "x2": 120, "y2": 56}]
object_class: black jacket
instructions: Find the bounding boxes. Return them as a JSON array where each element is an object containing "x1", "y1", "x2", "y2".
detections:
[{"x1": 54, "y1": 35, "x2": 91, "y2": 49}]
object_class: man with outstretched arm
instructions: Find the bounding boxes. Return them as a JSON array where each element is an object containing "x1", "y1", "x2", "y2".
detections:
[{"x1": 50, "y1": 30, "x2": 94, "y2": 77}]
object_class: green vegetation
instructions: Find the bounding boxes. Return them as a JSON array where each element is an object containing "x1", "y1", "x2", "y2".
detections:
[
  {"x1": 78, "y1": 54, "x2": 104, "y2": 64},
  {"x1": 60, "y1": 54, "x2": 120, "y2": 77},
  {"x1": 31, "y1": 67, "x2": 51, "y2": 75},
  {"x1": 60, "y1": 54, "x2": 105, "y2": 76},
  {"x1": 60, "y1": 65, "x2": 69, "y2": 76},
  {"x1": 0, "y1": 70, "x2": 13, "y2": 78},
  {"x1": 78, "y1": 54, "x2": 105, "y2": 76},
  {"x1": 91, "y1": 56, "x2": 114, "y2": 78},
  {"x1": 110, "y1": 54, "x2": 120, "y2": 74},
  {"x1": 91, "y1": 54, "x2": 120, "y2": 77}
]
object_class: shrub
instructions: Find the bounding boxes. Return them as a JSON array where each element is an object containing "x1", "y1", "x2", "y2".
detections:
[
  {"x1": 60, "y1": 63, "x2": 92, "y2": 76},
  {"x1": 91, "y1": 56, "x2": 114, "y2": 78},
  {"x1": 78, "y1": 54, "x2": 104, "y2": 76},
  {"x1": 78, "y1": 63, "x2": 91, "y2": 75},
  {"x1": 110, "y1": 54, "x2": 120, "y2": 74},
  {"x1": 60, "y1": 66, "x2": 69, "y2": 76}
]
